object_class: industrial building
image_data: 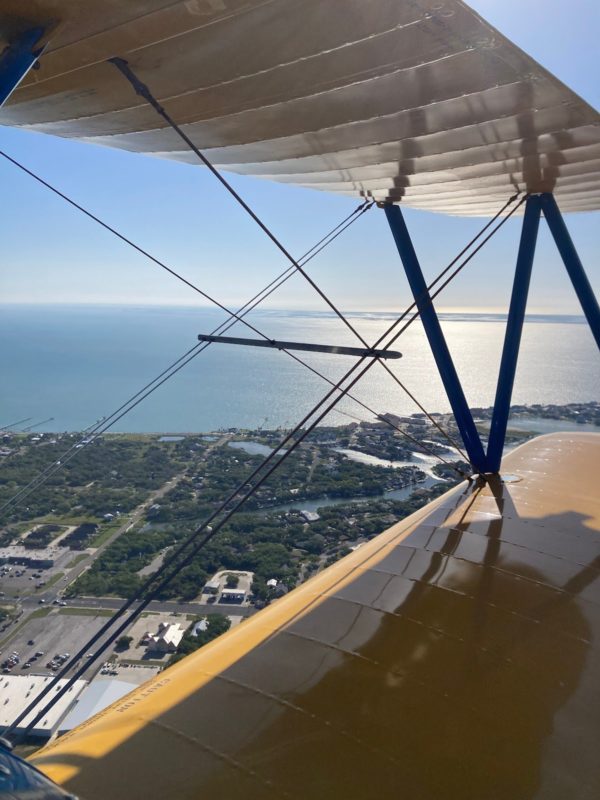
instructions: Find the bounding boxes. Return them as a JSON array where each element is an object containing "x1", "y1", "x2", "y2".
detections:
[
  {"x1": 0, "y1": 675, "x2": 87, "y2": 738},
  {"x1": 59, "y1": 679, "x2": 135, "y2": 734},
  {"x1": 0, "y1": 545, "x2": 57, "y2": 568}
]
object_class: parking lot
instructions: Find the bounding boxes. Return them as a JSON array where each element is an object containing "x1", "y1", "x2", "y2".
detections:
[
  {"x1": 0, "y1": 554, "x2": 73, "y2": 601},
  {"x1": 1, "y1": 609, "x2": 110, "y2": 679},
  {"x1": 95, "y1": 663, "x2": 160, "y2": 687}
]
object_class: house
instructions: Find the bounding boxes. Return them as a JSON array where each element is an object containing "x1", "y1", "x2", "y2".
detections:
[
  {"x1": 147, "y1": 622, "x2": 184, "y2": 654},
  {"x1": 191, "y1": 618, "x2": 209, "y2": 637}
]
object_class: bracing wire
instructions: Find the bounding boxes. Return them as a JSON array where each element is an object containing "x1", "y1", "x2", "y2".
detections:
[
  {"x1": 0, "y1": 155, "x2": 466, "y2": 462},
  {"x1": 2, "y1": 131, "x2": 504, "y2": 465},
  {"x1": 6, "y1": 192, "x2": 525, "y2": 741},
  {"x1": 0, "y1": 201, "x2": 373, "y2": 516},
  {"x1": 110, "y1": 59, "x2": 381, "y2": 353},
  {"x1": 1, "y1": 185, "x2": 521, "y2": 518},
  {"x1": 0, "y1": 148, "x2": 478, "y2": 512},
  {"x1": 0, "y1": 138, "x2": 520, "y2": 523},
  {"x1": 108, "y1": 59, "x2": 480, "y2": 458}
]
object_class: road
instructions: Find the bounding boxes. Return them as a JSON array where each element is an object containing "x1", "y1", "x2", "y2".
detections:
[
  {"x1": 20, "y1": 593, "x2": 256, "y2": 617},
  {"x1": 50, "y1": 433, "x2": 232, "y2": 599},
  {"x1": 306, "y1": 444, "x2": 321, "y2": 482},
  {"x1": 36, "y1": 471, "x2": 187, "y2": 601},
  {"x1": 64, "y1": 597, "x2": 257, "y2": 617},
  {"x1": 2, "y1": 433, "x2": 246, "y2": 650}
]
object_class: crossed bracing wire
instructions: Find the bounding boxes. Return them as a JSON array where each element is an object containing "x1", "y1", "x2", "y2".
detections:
[
  {"x1": 0, "y1": 146, "x2": 464, "y2": 461},
  {"x1": 0, "y1": 192, "x2": 459, "y2": 520},
  {"x1": 1, "y1": 50, "x2": 526, "y2": 738},
  {"x1": 4, "y1": 190, "x2": 526, "y2": 741},
  {"x1": 0, "y1": 147, "x2": 481, "y2": 520},
  {"x1": 109, "y1": 60, "x2": 474, "y2": 456}
]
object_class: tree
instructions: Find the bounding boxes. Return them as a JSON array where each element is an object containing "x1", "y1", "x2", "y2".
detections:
[{"x1": 115, "y1": 635, "x2": 133, "y2": 651}]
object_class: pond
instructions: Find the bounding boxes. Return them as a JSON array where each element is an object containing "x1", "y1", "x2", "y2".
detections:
[
  {"x1": 229, "y1": 440, "x2": 282, "y2": 457},
  {"x1": 261, "y1": 475, "x2": 441, "y2": 515}
]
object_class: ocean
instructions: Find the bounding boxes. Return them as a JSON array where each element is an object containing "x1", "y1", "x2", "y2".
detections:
[{"x1": 1, "y1": 304, "x2": 598, "y2": 433}]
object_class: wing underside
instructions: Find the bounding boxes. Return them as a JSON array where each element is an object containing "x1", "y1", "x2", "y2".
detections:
[{"x1": 1, "y1": 0, "x2": 599, "y2": 215}]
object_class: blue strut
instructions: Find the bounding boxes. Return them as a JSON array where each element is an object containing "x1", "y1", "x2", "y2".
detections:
[
  {"x1": 0, "y1": 27, "x2": 45, "y2": 107},
  {"x1": 486, "y1": 196, "x2": 542, "y2": 472},
  {"x1": 540, "y1": 193, "x2": 600, "y2": 352},
  {"x1": 384, "y1": 203, "x2": 488, "y2": 473}
]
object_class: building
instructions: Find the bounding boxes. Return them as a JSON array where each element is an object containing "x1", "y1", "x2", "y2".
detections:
[
  {"x1": 267, "y1": 579, "x2": 288, "y2": 598},
  {"x1": 147, "y1": 622, "x2": 184, "y2": 654},
  {"x1": 146, "y1": 504, "x2": 161, "y2": 519},
  {"x1": 0, "y1": 545, "x2": 57, "y2": 568},
  {"x1": 219, "y1": 588, "x2": 246, "y2": 604},
  {"x1": 0, "y1": 675, "x2": 87, "y2": 738},
  {"x1": 190, "y1": 618, "x2": 209, "y2": 637},
  {"x1": 300, "y1": 510, "x2": 320, "y2": 523},
  {"x1": 59, "y1": 679, "x2": 135, "y2": 734},
  {"x1": 203, "y1": 578, "x2": 221, "y2": 595}
]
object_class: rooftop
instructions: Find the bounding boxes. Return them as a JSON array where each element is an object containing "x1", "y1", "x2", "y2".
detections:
[
  {"x1": 0, "y1": 675, "x2": 87, "y2": 736},
  {"x1": 60, "y1": 679, "x2": 135, "y2": 733}
]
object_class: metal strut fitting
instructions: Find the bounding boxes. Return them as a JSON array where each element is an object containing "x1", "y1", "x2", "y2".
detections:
[{"x1": 0, "y1": 27, "x2": 46, "y2": 107}]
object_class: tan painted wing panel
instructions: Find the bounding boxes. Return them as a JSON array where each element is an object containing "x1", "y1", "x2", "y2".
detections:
[
  {"x1": 31, "y1": 433, "x2": 600, "y2": 799},
  {"x1": 1, "y1": 0, "x2": 599, "y2": 215}
]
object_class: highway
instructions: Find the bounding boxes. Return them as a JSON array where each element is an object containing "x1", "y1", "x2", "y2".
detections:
[{"x1": 29, "y1": 596, "x2": 257, "y2": 618}]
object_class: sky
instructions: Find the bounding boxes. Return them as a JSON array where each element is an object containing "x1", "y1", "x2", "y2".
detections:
[{"x1": 0, "y1": 0, "x2": 598, "y2": 314}]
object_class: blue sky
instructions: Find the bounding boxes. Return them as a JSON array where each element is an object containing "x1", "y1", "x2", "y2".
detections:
[{"x1": 0, "y1": 0, "x2": 598, "y2": 313}]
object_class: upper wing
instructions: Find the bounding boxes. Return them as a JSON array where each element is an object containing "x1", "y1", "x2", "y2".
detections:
[
  {"x1": 1, "y1": 0, "x2": 599, "y2": 215},
  {"x1": 30, "y1": 432, "x2": 600, "y2": 799}
]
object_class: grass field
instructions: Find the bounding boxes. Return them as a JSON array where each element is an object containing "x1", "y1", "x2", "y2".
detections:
[{"x1": 58, "y1": 607, "x2": 114, "y2": 617}]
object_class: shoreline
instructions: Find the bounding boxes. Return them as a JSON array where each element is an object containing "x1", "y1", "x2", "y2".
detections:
[{"x1": 5, "y1": 399, "x2": 598, "y2": 438}]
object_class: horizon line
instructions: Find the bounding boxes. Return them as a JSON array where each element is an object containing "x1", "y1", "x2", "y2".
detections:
[{"x1": 0, "y1": 301, "x2": 587, "y2": 318}]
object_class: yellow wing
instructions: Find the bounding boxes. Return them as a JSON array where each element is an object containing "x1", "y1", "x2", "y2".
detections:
[{"x1": 30, "y1": 433, "x2": 600, "y2": 799}]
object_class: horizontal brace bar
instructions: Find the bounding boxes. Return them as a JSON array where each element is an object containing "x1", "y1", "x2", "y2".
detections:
[{"x1": 197, "y1": 334, "x2": 402, "y2": 360}]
